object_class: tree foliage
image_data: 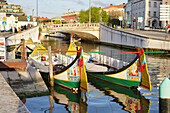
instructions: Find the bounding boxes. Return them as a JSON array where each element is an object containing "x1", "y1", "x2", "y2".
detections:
[
  {"x1": 54, "y1": 20, "x2": 61, "y2": 24},
  {"x1": 78, "y1": 7, "x2": 109, "y2": 23},
  {"x1": 108, "y1": 19, "x2": 120, "y2": 26}
]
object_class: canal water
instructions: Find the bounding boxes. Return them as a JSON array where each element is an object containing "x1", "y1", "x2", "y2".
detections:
[{"x1": 25, "y1": 37, "x2": 170, "y2": 113}]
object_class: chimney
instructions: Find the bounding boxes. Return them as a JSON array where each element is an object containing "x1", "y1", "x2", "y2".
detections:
[
  {"x1": 123, "y1": 3, "x2": 125, "y2": 5},
  {"x1": 110, "y1": 4, "x2": 112, "y2": 6}
]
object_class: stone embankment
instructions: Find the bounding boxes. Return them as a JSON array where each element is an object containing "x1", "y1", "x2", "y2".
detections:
[
  {"x1": 0, "y1": 74, "x2": 30, "y2": 113},
  {"x1": 0, "y1": 61, "x2": 49, "y2": 112}
]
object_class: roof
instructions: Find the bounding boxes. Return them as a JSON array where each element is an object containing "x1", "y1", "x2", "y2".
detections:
[
  {"x1": 33, "y1": 17, "x2": 50, "y2": 20},
  {"x1": 51, "y1": 17, "x2": 65, "y2": 20},
  {"x1": 103, "y1": 4, "x2": 126, "y2": 9},
  {"x1": 0, "y1": 0, "x2": 6, "y2": 2},
  {"x1": 6, "y1": 15, "x2": 33, "y2": 21}
]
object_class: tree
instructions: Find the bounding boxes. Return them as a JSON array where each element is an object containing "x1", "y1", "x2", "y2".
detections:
[
  {"x1": 54, "y1": 20, "x2": 61, "y2": 24},
  {"x1": 78, "y1": 7, "x2": 109, "y2": 23},
  {"x1": 108, "y1": 19, "x2": 120, "y2": 26}
]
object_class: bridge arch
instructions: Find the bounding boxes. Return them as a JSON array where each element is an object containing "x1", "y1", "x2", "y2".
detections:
[{"x1": 44, "y1": 23, "x2": 100, "y2": 41}]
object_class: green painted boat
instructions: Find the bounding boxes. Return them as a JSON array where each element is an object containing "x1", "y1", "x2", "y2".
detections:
[
  {"x1": 85, "y1": 47, "x2": 152, "y2": 91},
  {"x1": 33, "y1": 45, "x2": 88, "y2": 93}
]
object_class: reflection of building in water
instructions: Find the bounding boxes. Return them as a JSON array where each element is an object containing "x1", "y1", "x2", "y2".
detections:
[
  {"x1": 88, "y1": 76, "x2": 151, "y2": 113},
  {"x1": 53, "y1": 86, "x2": 88, "y2": 113}
]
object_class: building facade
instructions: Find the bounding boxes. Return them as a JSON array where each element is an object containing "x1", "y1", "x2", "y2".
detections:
[
  {"x1": 0, "y1": 0, "x2": 24, "y2": 16},
  {"x1": 160, "y1": 0, "x2": 170, "y2": 27},
  {"x1": 61, "y1": 11, "x2": 79, "y2": 23},
  {"x1": 125, "y1": 0, "x2": 162, "y2": 28},
  {"x1": 103, "y1": 4, "x2": 126, "y2": 20},
  {"x1": 124, "y1": 0, "x2": 133, "y2": 27}
]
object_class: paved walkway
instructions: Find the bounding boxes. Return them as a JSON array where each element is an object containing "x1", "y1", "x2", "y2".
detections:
[
  {"x1": 117, "y1": 28, "x2": 170, "y2": 40},
  {"x1": 0, "y1": 74, "x2": 30, "y2": 113}
]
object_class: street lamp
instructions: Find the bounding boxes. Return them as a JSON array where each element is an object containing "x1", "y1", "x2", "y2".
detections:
[
  {"x1": 37, "y1": 0, "x2": 38, "y2": 17},
  {"x1": 36, "y1": 0, "x2": 39, "y2": 24},
  {"x1": 89, "y1": 0, "x2": 91, "y2": 23},
  {"x1": 68, "y1": 8, "x2": 70, "y2": 23}
]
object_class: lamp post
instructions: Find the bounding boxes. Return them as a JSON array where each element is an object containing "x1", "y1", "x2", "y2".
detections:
[
  {"x1": 37, "y1": 0, "x2": 38, "y2": 17},
  {"x1": 89, "y1": 0, "x2": 91, "y2": 23},
  {"x1": 36, "y1": 0, "x2": 39, "y2": 24},
  {"x1": 67, "y1": 9, "x2": 70, "y2": 23}
]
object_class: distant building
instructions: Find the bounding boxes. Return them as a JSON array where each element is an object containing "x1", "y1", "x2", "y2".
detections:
[
  {"x1": 0, "y1": 0, "x2": 24, "y2": 16},
  {"x1": 33, "y1": 17, "x2": 50, "y2": 23},
  {"x1": 124, "y1": 0, "x2": 133, "y2": 27},
  {"x1": 61, "y1": 11, "x2": 79, "y2": 23},
  {"x1": 160, "y1": 0, "x2": 170, "y2": 27},
  {"x1": 124, "y1": 0, "x2": 162, "y2": 28},
  {"x1": 103, "y1": 3, "x2": 126, "y2": 20},
  {"x1": 51, "y1": 17, "x2": 65, "y2": 23}
]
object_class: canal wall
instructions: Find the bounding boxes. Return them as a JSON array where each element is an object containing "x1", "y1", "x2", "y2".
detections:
[
  {"x1": 5, "y1": 26, "x2": 39, "y2": 46},
  {"x1": 0, "y1": 62, "x2": 48, "y2": 98},
  {"x1": 0, "y1": 73, "x2": 30, "y2": 113},
  {"x1": 100, "y1": 24, "x2": 170, "y2": 51}
]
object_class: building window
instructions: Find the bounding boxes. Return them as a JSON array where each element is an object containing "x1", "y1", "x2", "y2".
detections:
[
  {"x1": 149, "y1": 2, "x2": 151, "y2": 7},
  {"x1": 139, "y1": 12, "x2": 141, "y2": 17},
  {"x1": 149, "y1": 11, "x2": 150, "y2": 16},
  {"x1": 154, "y1": 2, "x2": 157, "y2": 8},
  {"x1": 139, "y1": 3, "x2": 141, "y2": 9},
  {"x1": 154, "y1": 11, "x2": 156, "y2": 17}
]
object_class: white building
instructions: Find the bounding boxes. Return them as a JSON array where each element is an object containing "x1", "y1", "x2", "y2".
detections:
[
  {"x1": 125, "y1": 0, "x2": 162, "y2": 28},
  {"x1": 124, "y1": 0, "x2": 133, "y2": 27}
]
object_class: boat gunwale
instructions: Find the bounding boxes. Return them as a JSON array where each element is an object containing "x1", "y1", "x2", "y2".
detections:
[
  {"x1": 87, "y1": 55, "x2": 138, "y2": 75},
  {"x1": 54, "y1": 47, "x2": 80, "y2": 75}
]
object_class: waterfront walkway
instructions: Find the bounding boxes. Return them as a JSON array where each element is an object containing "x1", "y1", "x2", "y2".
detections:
[
  {"x1": 117, "y1": 28, "x2": 169, "y2": 40},
  {"x1": 0, "y1": 61, "x2": 49, "y2": 113},
  {"x1": 0, "y1": 74, "x2": 30, "y2": 113}
]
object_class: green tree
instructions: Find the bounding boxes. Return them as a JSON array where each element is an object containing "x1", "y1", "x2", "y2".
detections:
[
  {"x1": 78, "y1": 7, "x2": 109, "y2": 23},
  {"x1": 54, "y1": 20, "x2": 61, "y2": 24},
  {"x1": 108, "y1": 19, "x2": 120, "y2": 26}
]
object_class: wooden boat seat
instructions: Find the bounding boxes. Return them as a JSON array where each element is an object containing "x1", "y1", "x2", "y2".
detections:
[{"x1": 86, "y1": 63, "x2": 108, "y2": 72}]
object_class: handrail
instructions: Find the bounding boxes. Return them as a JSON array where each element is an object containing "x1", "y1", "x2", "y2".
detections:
[{"x1": 52, "y1": 23, "x2": 100, "y2": 28}]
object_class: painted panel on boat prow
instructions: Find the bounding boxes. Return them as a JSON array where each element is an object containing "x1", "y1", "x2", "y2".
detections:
[
  {"x1": 78, "y1": 47, "x2": 89, "y2": 93},
  {"x1": 67, "y1": 33, "x2": 77, "y2": 56},
  {"x1": 136, "y1": 47, "x2": 152, "y2": 91}
]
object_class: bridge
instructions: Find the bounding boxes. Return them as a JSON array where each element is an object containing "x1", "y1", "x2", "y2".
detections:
[
  {"x1": 41, "y1": 23, "x2": 170, "y2": 51},
  {"x1": 42, "y1": 23, "x2": 100, "y2": 41}
]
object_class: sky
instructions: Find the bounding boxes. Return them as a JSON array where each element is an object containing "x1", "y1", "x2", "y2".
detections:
[{"x1": 7, "y1": 0, "x2": 127, "y2": 19}]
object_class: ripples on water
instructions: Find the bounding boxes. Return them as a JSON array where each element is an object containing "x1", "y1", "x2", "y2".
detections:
[{"x1": 25, "y1": 37, "x2": 170, "y2": 113}]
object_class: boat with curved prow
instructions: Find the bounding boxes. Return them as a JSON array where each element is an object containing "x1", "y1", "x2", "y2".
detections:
[
  {"x1": 29, "y1": 44, "x2": 88, "y2": 93},
  {"x1": 85, "y1": 47, "x2": 152, "y2": 91}
]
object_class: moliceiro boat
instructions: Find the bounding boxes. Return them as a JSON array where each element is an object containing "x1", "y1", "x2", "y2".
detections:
[
  {"x1": 29, "y1": 44, "x2": 88, "y2": 93},
  {"x1": 85, "y1": 47, "x2": 151, "y2": 91}
]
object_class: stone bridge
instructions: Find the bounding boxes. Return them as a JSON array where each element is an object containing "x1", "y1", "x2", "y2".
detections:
[
  {"x1": 42, "y1": 23, "x2": 100, "y2": 41},
  {"x1": 41, "y1": 23, "x2": 170, "y2": 51}
]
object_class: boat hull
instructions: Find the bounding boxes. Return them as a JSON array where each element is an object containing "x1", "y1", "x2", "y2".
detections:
[
  {"x1": 54, "y1": 78, "x2": 80, "y2": 89},
  {"x1": 87, "y1": 73, "x2": 140, "y2": 89}
]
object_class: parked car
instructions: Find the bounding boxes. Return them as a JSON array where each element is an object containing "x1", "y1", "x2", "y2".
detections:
[
  {"x1": 144, "y1": 26, "x2": 150, "y2": 30},
  {"x1": 140, "y1": 26, "x2": 150, "y2": 30}
]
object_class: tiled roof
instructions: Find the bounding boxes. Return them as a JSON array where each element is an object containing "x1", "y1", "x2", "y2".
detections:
[
  {"x1": 51, "y1": 17, "x2": 65, "y2": 20},
  {"x1": 33, "y1": 17, "x2": 50, "y2": 20},
  {"x1": 103, "y1": 4, "x2": 126, "y2": 9}
]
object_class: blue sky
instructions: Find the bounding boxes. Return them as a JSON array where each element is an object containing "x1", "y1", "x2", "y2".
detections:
[{"x1": 7, "y1": 0, "x2": 127, "y2": 18}]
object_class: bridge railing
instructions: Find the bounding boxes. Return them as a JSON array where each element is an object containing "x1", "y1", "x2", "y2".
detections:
[{"x1": 51, "y1": 23, "x2": 100, "y2": 28}]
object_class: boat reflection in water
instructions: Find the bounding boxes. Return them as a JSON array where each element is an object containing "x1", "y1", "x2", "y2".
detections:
[
  {"x1": 41, "y1": 72, "x2": 88, "y2": 113},
  {"x1": 53, "y1": 85, "x2": 88, "y2": 113},
  {"x1": 88, "y1": 75, "x2": 151, "y2": 113}
]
